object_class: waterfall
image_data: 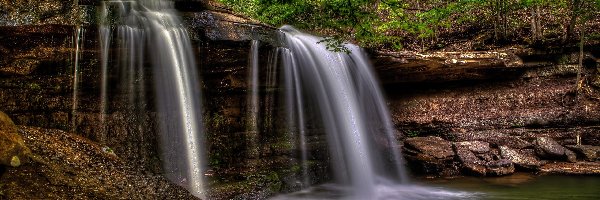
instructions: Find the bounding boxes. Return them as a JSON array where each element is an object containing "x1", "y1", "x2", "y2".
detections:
[
  {"x1": 98, "y1": 0, "x2": 206, "y2": 198},
  {"x1": 246, "y1": 40, "x2": 260, "y2": 160},
  {"x1": 71, "y1": 25, "x2": 84, "y2": 133},
  {"x1": 278, "y1": 26, "x2": 406, "y2": 199}
]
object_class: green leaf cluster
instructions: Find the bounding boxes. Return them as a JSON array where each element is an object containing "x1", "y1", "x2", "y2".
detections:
[{"x1": 217, "y1": 0, "x2": 600, "y2": 50}]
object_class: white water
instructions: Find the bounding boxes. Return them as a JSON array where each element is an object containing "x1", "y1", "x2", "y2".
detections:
[
  {"x1": 71, "y1": 25, "x2": 84, "y2": 133},
  {"x1": 276, "y1": 26, "x2": 450, "y2": 199},
  {"x1": 98, "y1": 0, "x2": 206, "y2": 198},
  {"x1": 246, "y1": 40, "x2": 260, "y2": 159}
]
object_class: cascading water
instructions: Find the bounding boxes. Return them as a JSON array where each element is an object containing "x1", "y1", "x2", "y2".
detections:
[
  {"x1": 98, "y1": 0, "x2": 206, "y2": 198},
  {"x1": 246, "y1": 40, "x2": 260, "y2": 160},
  {"x1": 278, "y1": 26, "x2": 403, "y2": 199},
  {"x1": 71, "y1": 25, "x2": 84, "y2": 133},
  {"x1": 272, "y1": 26, "x2": 472, "y2": 200}
]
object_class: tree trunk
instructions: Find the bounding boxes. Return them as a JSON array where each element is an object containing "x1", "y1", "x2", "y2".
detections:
[
  {"x1": 531, "y1": 5, "x2": 542, "y2": 43},
  {"x1": 575, "y1": 29, "x2": 584, "y2": 94},
  {"x1": 565, "y1": 0, "x2": 581, "y2": 42},
  {"x1": 531, "y1": 7, "x2": 538, "y2": 42}
]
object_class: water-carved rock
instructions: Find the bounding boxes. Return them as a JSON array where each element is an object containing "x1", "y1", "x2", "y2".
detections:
[
  {"x1": 499, "y1": 146, "x2": 542, "y2": 170},
  {"x1": 565, "y1": 145, "x2": 600, "y2": 161},
  {"x1": 454, "y1": 142, "x2": 514, "y2": 176},
  {"x1": 403, "y1": 136, "x2": 458, "y2": 176},
  {"x1": 404, "y1": 136, "x2": 454, "y2": 159},
  {"x1": 534, "y1": 137, "x2": 576, "y2": 162},
  {"x1": 455, "y1": 141, "x2": 490, "y2": 154}
]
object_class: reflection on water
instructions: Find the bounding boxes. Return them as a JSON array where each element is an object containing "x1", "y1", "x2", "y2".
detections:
[{"x1": 270, "y1": 174, "x2": 600, "y2": 200}]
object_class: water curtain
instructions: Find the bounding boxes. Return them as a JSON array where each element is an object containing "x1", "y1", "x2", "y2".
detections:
[{"x1": 98, "y1": 0, "x2": 206, "y2": 198}]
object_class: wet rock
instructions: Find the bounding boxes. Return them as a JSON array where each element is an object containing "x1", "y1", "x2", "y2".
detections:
[
  {"x1": 455, "y1": 141, "x2": 490, "y2": 154},
  {"x1": 402, "y1": 136, "x2": 458, "y2": 176},
  {"x1": 499, "y1": 146, "x2": 542, "y2": 170},
  {"x1": 404, "y1": 136, "x2": 454, "y2": 159},
  {"x1": 486, "y1": 159, "x2": 515, "y2": 176},
  {"x1": 534, "y1": 137, "x2": 575, "y2": 162},
  {"x1": 0, "y1": 59, "x2": 41, "y2": 76},
  {"x1": 540, "y1": 162, "x2": 600, "y2": 175},
  {"x1": 0, "y1": 111, "x2": 29, "y2": 167},
  {"x1": 454, "y1": 142, "x2": 514, "y2": 176},
  {"x1": 565, "y1": 145, "x2": 600, "y2": 161},
  {"x1": 565, "y1": 149, "x2": 577, "y2": 163},
  {"x1": 184, "y1": 10, "x2": 277, "y2": 43},
  {"x1": 372, "y1": 51, "x2": 523, "y2": 84}
]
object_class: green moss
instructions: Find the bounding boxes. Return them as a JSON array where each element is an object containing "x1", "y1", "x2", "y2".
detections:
[
  {"x1": 10, "y1": 156, "x2": 20, "y2": 167},
  {"x1": 26, "y1": 83, "x2": 41, "y2": 90},
  {"x1": 271, "y1": 141, "x2": 293, "y2": 150},
  {"x1": 209, "y1": 152, "x2": 221, "y2": 167},
  {"x1": 557, "y1": 55, "x2": 570, "y2": 65},
  {"x1": 406, "y1": 130, "x2": 420, "y2": 137},
  {"x1": 206, "y1": 113, "x2": 227, "y2": 130},
  {"x1": 266, "y1": 171, "x2": 282, "y2": 192},
  {"x1": 290, "y1": 164, "x2": 302, "y2": 173}
]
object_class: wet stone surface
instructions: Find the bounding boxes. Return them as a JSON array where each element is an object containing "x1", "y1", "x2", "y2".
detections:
[{"x1": 499, "y1": 146, "x2": 542, "y2": 170}]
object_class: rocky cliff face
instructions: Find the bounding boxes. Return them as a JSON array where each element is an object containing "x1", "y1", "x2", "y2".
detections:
[{"x1": 372, "y1": 48, "x2": 600, "y2": 177}]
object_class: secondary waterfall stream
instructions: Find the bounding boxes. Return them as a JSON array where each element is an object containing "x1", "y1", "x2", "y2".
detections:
[{"x1": 98, "y1": 0, "x2": 206, "y2": 198}]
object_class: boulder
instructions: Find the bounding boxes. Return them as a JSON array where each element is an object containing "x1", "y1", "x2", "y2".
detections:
[
  {"x1": 565, "y1": 145, "x2": 600, "y2": 161},
  {"x1": 454, "y1": 142, "x2": 514, "y2": 176},
  {"x1": 486, "y1": 159, "x2": 515, "y2": 176},
  {"x1": 404, "y1": 136, "x2": 455, "y2": 159},
  {"x1": 499, "y1": 146, "x2": 542, "y2": 170},
  {"x1": 534, "y1": 137, "x2": 576, "y2": 162},
  {"x1": 403, "y1": 136, "x2": 458, "y2": 176},
  {"x1": 0, "y1": 111, "x2": 29, "y2": 167},
  {"x1": 455, "y1": 141, "x2": 490, "y2": 154}
]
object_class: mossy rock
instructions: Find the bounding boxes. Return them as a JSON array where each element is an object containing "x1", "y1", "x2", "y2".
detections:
[{"x1": 0, "y1": 111, "x2": 29, "y2": 167}]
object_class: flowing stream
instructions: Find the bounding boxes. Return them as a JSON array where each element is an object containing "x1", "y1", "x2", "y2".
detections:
[{"x1": 98, "y1": 0, "x2": 206, "y2": 198}]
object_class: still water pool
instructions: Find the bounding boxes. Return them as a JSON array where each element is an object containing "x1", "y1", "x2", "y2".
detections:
[
  {"x1": 419, "y1": 173, "x2": 600, "y2": 200},
  {"x1": 271, "y1": 174, "x2": 600, "y2": 199}
]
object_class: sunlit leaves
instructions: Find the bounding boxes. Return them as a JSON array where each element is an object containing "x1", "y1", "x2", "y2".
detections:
[{"x1": 217, "y1": 0, "x2": 599, "y2": 50}]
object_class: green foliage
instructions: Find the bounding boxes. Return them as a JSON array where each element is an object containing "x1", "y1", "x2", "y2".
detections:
[
  {"x1": 406, "y1": 130, "x2": 420, "y2": 137},
  {"x1": 317, "y1": 36, "x2": 351, "y2": 53},
  {"x1": 217, "y1": 0, "x2": 600, "y2": 50}
]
